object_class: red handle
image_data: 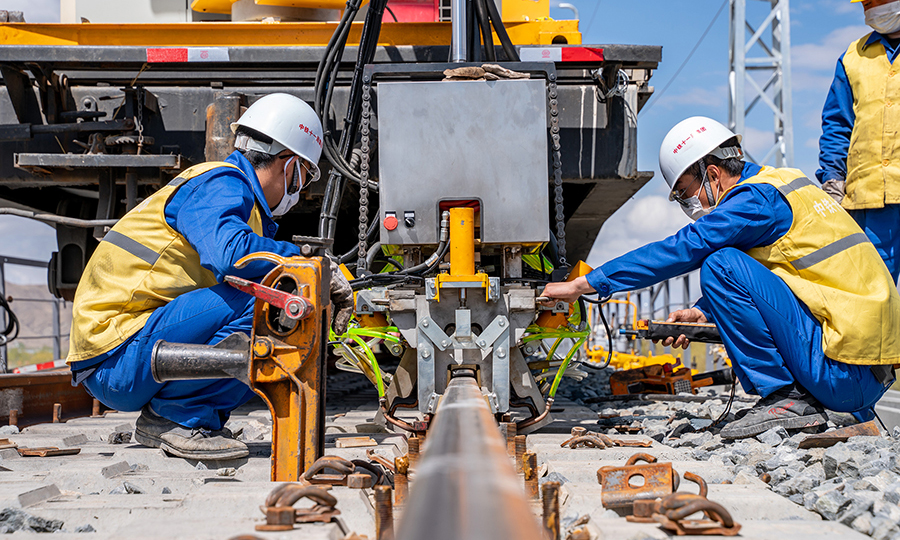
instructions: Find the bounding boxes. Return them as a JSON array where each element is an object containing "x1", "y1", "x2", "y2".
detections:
[{"x1": 225, "y1": 275, "x2": 313, "y2": 320}]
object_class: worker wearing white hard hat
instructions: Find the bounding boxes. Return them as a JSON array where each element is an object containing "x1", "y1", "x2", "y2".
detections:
[
  {"x1": 817, "y1": 0, "x2": 900, "y2": 282},
  {"x1": 542, "y1": 116, "x2": 900, "y2": 439},
  {"x1": 66, "y1": 93, "x2": 352, "y2": 460}
]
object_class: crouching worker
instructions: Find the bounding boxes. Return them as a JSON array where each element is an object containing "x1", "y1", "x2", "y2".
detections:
[
  {"x1": 66, "y1": 94, "x2": 353, "y2": 459},
  {"x1": 541, "y1": 116, "x2": 900, "y2": 439}
]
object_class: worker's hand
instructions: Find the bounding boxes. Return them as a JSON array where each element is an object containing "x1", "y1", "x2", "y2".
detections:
[
  {"x1": 822, "y1": 179, "x2": 845, "y2": 205},
  {"x1": 660, "y1": 307, "x2": 708, "y2": 350},
  {"x1": 329, "y1": 259, "x2": 354, "y2": 336},
  {"x1": 539, "y1": 276, "x2": 596, "y2": 305}
]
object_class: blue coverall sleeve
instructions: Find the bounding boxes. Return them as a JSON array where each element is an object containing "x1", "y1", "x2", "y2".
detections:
[
  {"x1": 816, "y1": 55, "x2": 855, "y2": 184},
  {"x1": 584, "y1": 185, "x2": 790, "y2": 306},
  {"x1": 172, "y1": 172, "x2": 301, "y2": 281}
]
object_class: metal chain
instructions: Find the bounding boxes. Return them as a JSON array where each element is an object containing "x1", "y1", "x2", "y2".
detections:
[
  {"x1": 136, "y1": 87, "x2": 145, "y2": 154},
  {"x1": 548, "y1": 77, "x2": 566, "y2": 268},
  {"x1": 356, "y1": 79, "x2": 372, "y2": 276}
]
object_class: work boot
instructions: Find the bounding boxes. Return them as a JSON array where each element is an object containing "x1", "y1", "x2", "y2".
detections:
[
  {"x1": 134, "y1": 406, "x2": 249, "y2": 460},
  {"x1": 719, "y1": 386, "x2": 827, "y2": 439}
]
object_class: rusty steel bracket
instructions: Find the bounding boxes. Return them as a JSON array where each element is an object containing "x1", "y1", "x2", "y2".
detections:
[
  {"x1": 797, "y1": 420, "x2": 879, "y2": 449},
  {"x1": 597, "y1": 453, "x2": 680, "y2": 510},
  {"x1": 562, "y1": 427, "x2": 653, "y2": 449},
  {"x1": 303, "y1": 456, "x2": 355, "y2": 486},
  {"x1": 651, "y1": 492, "x2": 741, "y2": 536},
  {"x1": 257, "y1": 484, "x2": 340, "y2": 531},
  {"x1": 628, "y1": 471, "x2": 708, "y2": 523}
]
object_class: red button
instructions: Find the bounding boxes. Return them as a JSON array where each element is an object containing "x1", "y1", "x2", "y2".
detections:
[{"x1": 384, "y1": 215, "x2": 399, "y2": 231}]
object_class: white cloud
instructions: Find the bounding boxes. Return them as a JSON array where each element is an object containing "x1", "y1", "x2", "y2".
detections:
[
  {"x1": 654, "y1": 84, "x2": 729, "y2": 110},
  {"x1": 791, "y1": 25, "x2": 870, "y2": 94},
  {"x1": 587, "y1": 194, "x2": 690, "y2": 267}
]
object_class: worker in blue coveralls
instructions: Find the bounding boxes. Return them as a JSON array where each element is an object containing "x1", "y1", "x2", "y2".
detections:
[
  {"x1": 65, "y1": 94, "x2": 354, "y2": 459},
  {"x1": 817, "y1": 0, "x2": 900, "y2": 282},
  {"x1": 542, "y1": 117, "x2": 900, "y2": 439}
]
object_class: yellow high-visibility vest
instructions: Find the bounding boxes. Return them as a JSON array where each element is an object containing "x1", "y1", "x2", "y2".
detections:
[
  {"x1": 722, "y1": 166, "x2": 900, "y2": 365},
  {"x1": 67, "y1": 162, "x2": 263, "y2": 363},
  {"x1": 841, "y1": 33, "x2": 900, "y2": 209}
]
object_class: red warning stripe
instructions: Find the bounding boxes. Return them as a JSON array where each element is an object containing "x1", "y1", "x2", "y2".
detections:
[
  {"x1": 561, "y1": 47, "x2": 604, "y2": 62},
  {"x1": 146, "y1": 48, "x2": 189, "y2": 63}
]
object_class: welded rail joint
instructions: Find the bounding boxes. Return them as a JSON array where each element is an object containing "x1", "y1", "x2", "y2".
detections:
[{"x1": 395, "y1": 375, "x2": 543, "y2": 540}]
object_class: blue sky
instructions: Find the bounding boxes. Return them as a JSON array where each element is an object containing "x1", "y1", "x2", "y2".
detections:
[
  {"x1": 548, "y1": 0, "x2": 869, "y2": 267},
  {"x1": 0, "y1": 0, "x2": 874, "y2": 283}
]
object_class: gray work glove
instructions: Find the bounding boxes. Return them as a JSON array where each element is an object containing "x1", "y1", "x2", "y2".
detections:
[
  {"x1": 822, "y1": 179, "x2": 845, "y2": 205},
  {"x1": 329, "y1": 259, "x2": 354, "y2": 336}
]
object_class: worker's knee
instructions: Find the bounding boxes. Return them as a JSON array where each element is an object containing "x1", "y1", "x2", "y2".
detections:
[{"x1": 699, "y1": 248, "x2": 744, "y2": 287}]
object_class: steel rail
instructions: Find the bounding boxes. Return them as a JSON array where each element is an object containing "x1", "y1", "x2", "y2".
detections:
[{"x1": 396, "y1": 374, "x2": 543, "y2": 540}]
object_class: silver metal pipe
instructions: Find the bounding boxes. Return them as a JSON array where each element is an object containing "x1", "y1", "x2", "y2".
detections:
[
  {"x1": 0, "y1": 208, "x2": 117, "y2": 228},
  {"x1": 450, "y1": 0, "x2": 467, "y2": 62},
  {"x1": 396, "y1": 374, "x2": 543, "y2": 540}
]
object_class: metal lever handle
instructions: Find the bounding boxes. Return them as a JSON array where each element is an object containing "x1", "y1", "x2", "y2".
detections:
[{"x1": 225, "y1": 275, "x2": 313, "y2": 320}]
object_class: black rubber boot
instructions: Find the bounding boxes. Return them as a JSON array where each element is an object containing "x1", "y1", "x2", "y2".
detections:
[
  {"x1": 719, "y1": 386, "x2": 827, "y2": 439},
  {"x1": 134, "y1": 406, "x2": 249, "y2": 460}
]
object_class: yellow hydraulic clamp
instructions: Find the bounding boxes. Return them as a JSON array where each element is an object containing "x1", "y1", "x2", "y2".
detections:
[{"x1": 151, "y1": 238, "x2": 332, "y2": 482}]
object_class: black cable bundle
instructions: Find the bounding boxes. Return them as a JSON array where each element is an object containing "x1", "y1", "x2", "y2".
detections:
[
  {"x1": 0, "y1": 296, "x2": 19, "y2": 345},
  {"x1": 469, "y1": 0, "x2": 520, "y2": 62}
]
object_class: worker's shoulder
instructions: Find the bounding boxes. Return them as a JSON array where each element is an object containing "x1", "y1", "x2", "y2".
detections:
[
  {"x1": 178, "y1": 161, "x2": 255, "y2": 194},
  {"x1": 842, "y1": 31, "x2": 879, "y2": 60}
]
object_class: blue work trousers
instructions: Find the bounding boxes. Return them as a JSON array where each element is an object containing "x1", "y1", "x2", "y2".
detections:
[
  {"x1": 849, "y1": 205, "x2": 900, "y2": 284},
  {"x1": 81, "y1": 283, "x2": 257, "y2": 430},
  {"x1": 700, "y1": 248, "x2": 888, "y2": 414}
]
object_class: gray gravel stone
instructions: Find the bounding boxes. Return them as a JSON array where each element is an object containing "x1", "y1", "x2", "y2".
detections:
[
  {"x1": 885, "y1": 481, "x2": 900, "y2": 504},
  {"x1": 803, "y1": 491, "x2": 819, "y2": 511},
  {"x1": 0, "y1": 508, "x2": 63, "y2": 533},
  {"x1": 823, "y1": 444, "x2": 862, "y2": 479},
  {"x1": 788, "y1": 493, "x2": 804, "y2": 505},
  {"x1": 815, "y1": 488, "x2": 851, "y2": 520},
  {"x1": 892, "y1": 426, "x2": 900, "y2": 440},
  {"x1": 540, "y1": 472, "x2": 570, "y2": 486},
  {"x1": 756, "y1": 426, "x2": 789, "y2": 446},
  {"x1": 0, "y1": 426, "x2": 19, "y2": 435},
  {"x1": 75, "y1": 524, "x2": 95, "y2": 533},
  {"x1": 792, "y1": 462, "x2": 826, "y2": 492},
  {"x1": 782, "y1": 433, "x2": 808, "y2": 450},
  {"x1": 851, "y1": 513, "x2": 873, "y2": 535},
  {"x1": 870, "y1": 516, "x2": 900, "y2": 540}
]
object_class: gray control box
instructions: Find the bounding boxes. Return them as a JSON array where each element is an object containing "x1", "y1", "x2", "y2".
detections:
[{"x1": 377, "y1": 79, "x2": 550, "y2": 246}]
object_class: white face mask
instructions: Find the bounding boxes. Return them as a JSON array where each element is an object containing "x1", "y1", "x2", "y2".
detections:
[
  {"x1": 271, "y1": 157, "x2": 302, "y2": 217},
  {"x1": 677, "y1": 168, "x2": 719, "y2": 221},
  {"x1": 866, "y1": 1, "x2": 900, "y2": 35},
  {"x1": 680, "y1": 195, "x2": 710, "y2": 221}
]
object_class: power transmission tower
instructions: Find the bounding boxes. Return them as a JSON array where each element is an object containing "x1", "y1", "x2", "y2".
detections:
[{"x1": 728, "y1": 0, "x2": 794, "y2": 167}]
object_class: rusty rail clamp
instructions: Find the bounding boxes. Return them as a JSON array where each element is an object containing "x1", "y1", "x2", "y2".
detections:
[
  {"x1": 257, "y1": 484, "x2": 340, "y2": 531},
  {"x1": 652, "y1": 492, "x2": 741, "y2": 536},
  {"x1": 562, "y1": 427, "x2": 652, "y2": 449},
  {"x1": 596, "y1": 453, "x2": 679, "y2": 510},
  {"x1": 628, "y1": 471, "x2": 707, "y2": 523},
  {"x1": 303, "y1": 455, "x2": 355, "y2": 486}
]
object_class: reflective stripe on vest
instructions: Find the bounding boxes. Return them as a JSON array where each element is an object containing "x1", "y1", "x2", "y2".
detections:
[
  {"x1": 841, "y1": 33, "x2": 900, "y2": 209},
  {"x1": 67, "y1": 161, "x2": 264, "y2": 363},
  {"x1": 726, "y1": 166, "x2": 900, "y2": 365},
  {"x1": 102, "y1": 230, "x2": 161, "y2": 266}
]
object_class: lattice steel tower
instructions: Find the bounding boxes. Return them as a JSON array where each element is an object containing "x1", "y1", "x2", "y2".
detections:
[{"x1": 728, "y1": 0, "x2": 794, "y2": 167}]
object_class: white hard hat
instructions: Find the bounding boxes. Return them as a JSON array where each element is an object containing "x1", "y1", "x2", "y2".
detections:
[
  {"x1": 659, "y1": 116, "x2": 743, "y2": 200},
  {"x1": 231, "y1": 93, "x2": 324, "y2": 182}
]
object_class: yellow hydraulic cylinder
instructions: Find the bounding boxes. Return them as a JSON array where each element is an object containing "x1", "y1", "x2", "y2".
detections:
[{"x1": 449, "y1": 207, "x2": 476, "y2": 277}]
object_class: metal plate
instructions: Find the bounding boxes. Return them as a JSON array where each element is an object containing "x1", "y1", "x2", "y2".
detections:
[{"x1": 377, "y1": 79, "x2": 549, "y2": 246}]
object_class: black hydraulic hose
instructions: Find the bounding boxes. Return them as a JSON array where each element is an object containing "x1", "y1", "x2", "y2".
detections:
[
  {"x1": 466, "y1": 0, "x2": 478, "y2": 62},
  {"x1": 399, "y1": 240, "x2": 448, "y2": 275},
  {"x1": 484, "y1": 0, "x2": 519, "y2": 62},
  {"x1": 0, "y1": 295, "x2": 19, "y2": 345},
  {"x1": 581, "y1": 293, "x2": 613, "y2": 369},
  {"x1": 474, "y1": 0, "x2": 496, "y2": 62}
]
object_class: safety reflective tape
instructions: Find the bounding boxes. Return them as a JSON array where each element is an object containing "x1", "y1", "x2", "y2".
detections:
[
  {"x1": 519, "y1": 47, "x2": 604, "y2": 63},
  {"x1": 776, "y1": 176, "x2": 816, "y2": 197},
  {"x1": 103, "y1": 230, "x2": 161, "y2": 266},
  {"x1": 791, "y1": 232, "x2": 869, "y2": 270},
  {"x1": 146, "y1": 47, "x2": 230, "y2": 63}
]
